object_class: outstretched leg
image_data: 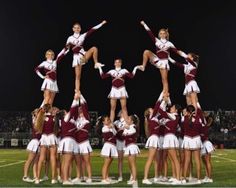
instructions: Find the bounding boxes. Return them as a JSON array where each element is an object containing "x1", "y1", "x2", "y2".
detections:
[
  {"x1": 141, "y1": 50, "x2": 156, "y2": 70},
  {"x1": 84, "y1": 46, "x2": 104, "y2": 68}
]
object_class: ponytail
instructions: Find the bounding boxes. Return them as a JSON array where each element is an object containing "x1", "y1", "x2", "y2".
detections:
[{"x1": 54, "y1": 110, "x2": 65, "y2": 135}]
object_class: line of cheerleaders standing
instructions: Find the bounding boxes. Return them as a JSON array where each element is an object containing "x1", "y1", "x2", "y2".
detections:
[{"x1": 22, "y1": 20, "x2": 215, "y2": 185}]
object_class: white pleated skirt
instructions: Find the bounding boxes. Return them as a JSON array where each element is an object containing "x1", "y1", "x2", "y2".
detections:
[
  {"x1": 27, "y1": 139, "x2": 40, "y2": 153},
  {"x1": 101, "y1": 142, "x2": 118, "y2": 158},
  {"x1": 182, "y1": 135, "x2": 202, "y2": 150},
  {"x1": 124, "y1": 144, "x2": 140, "y2": 156},
  {"x1": 41, "y1": 78, "x2": 59, "y2": 93},
  {"x1": 108, "y1": 86, "x2": 128, "y2": 99},
  {"x1": 201, "y1": 140, "x2": 215, "y2": 156},
  {"x1": 58, "y1": 137, "x2": 77, "y2": 153},
  {"x1": 183, "y1": 80, "x2": 200, "y2": 95},
  {"x1": 145, "y1": 135, "x2": 160, "y2": 149}
]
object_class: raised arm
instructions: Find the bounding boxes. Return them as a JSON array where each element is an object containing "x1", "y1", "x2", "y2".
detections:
[
  {"x1": 80, "y1": 94, "x2": 90, "y2": 121},
  {"x1": 98, "y1": 67, "x2": 111, "y2": 79},
  {"x1": 152, "y1": 92, "x2": 164, "y2": 117},
  {"x1": 55, "y1": 48, "x2": 68, "y2": 64},
  {"x1": 158, "y1": 100, "x2": 176, "y2": 120},
  {"x1": 64, "y1": 93, "x2": 80, "y2": 122},
  {"x1": 168, "y1": 57, "x2": 185, "y2": 69},
  {"x1": 85, "y1": 20, "x2": 107, "y2": 38},
  {"x1": 140, "y1": 21, "x2": 157, "y2": 43},
  {"x1": 178, "y1": 51, "x2": 196, "y2": 66}
]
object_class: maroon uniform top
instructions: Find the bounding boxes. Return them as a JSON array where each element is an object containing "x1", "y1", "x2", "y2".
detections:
[
  {"x1": 42, "y1": 113, "x2": 55, "y2": 135},
  {"x1": 122, "y1": 124, "x2": 137, "y2": 146},
  {"x1": 200, "y1": 125, "x2": 209, "y2": 142},
  {"x1": 142, "y1": 23, "x2": 179, "y2": 59},
  {"x1": 158, "y1": 107, "x2": 179, "y2": 136},
  {"x1": 75, "y1": 98, "x2": 90, "y2": 143},
  {"x1": 35, "y1": 49, "x2": 66, "y2": 81},
  {"x1": 170, "y1": 57, "x2": 198, "y2": 85},
  {"x1": 147, "y1": 101, "x2": 162, "y2": 136},
  {"x1": 102, "y1": 125, "x2": 117, "y2": 145},
  {"x1": 60, "y1": 99, "x2": 80, "y2": 139},
  {"x1": 183, "y1": 108, "x2": 203, "y2": 137},
  {"x1": 100, "y1": 68, "x2": 134, "y2": 88},
  {"x1": 66, "y1": 22, "x2": 104, "y2": 54}
]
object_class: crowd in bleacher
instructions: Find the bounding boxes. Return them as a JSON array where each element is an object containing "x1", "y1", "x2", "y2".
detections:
[{"x1": 0, "y1": 110, "x2": 235, "y2": 148}]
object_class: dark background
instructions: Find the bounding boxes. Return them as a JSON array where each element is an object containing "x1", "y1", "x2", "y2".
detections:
[{"x1": 0, "y1": 0, "x2": 235, "y2": 117}]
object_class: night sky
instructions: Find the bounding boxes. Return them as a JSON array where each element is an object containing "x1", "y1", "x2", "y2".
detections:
[{"x1": 0, "y1": 0, "x2": 235, "y2": 117}]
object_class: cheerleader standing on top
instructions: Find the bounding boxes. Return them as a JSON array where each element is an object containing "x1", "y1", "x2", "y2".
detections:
[
  {"x1": 73, "y1": 94, "x2": 93, "y2": 184},
  {"x1": 34, "y1": 104, "x2": 58, "y2": 184},
  {"x1": 169, "y1": 52, "x2": 200, "y2": 110},
  {"x1": 139, "y1": 20, "x2": 184, "y2": 97},
  {"x1": 142, "y1": 92, "x2": 163, "y2": 184},
  {"x1": 97, "y1": 115, "x2": 118, "y2": 184},
  {"x1": 35, "y1": 49, "x2": 67, "y2": 107},
  {"x1": 57, "y1": 92, "x2": 80, "y2": 185},
  {"x1": 22, "y1": 109, "x2": 41, "y2": 182},
  {"x1": 97, "y1": 58, "x2": 140, "y2": 122},
  {"x1": 65, "y1": 20, "x2": 107, "y2": 93}
]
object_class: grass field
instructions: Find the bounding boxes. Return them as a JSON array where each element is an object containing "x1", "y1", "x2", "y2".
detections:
[{"x1": 0, "y1": 149, "x2": 236, "y2": 187}]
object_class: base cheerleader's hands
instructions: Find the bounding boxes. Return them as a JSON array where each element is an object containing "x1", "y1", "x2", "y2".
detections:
[
  {"x1": 137, "y1": 65, "x2": 145, "y2": 71},
  {"x1": 74, "y1": 90, "x2": 81, "y2": 100}
]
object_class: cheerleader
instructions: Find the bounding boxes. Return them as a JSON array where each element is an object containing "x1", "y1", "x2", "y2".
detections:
[
  {"x1": 35, "y1": 104, "x2": 58, "y2": 184},
  {"x1": 139, "y1": 21, "x2": 183, "y2": 97},
  {"x1": 35, "y1": 49, "x2": 67, "y2": 107},
  {"x1": 182, "y1": 103, "x2": 203, "y2": 184},
  {"x1": 23, "y1": 109, "x2": 41, "y2": 182},
  {"x1": 96, "y1": 115, "x2": 118, "y2": 184},
  {"x1": 159, "y1": 97, "x2": 182, "y2": 184},
  {"x1": 201, "y1": 112, "x2": 214, "y2": 183},
  {"x1": 65, "y1": 20, "x2": 107, "y2": 93},
  {"x1": 169, "y1": 52, "x2": 200, "y2": 110},
  {"x1": 142, "y1": 92, "x2": 163, "y2": 184},
  {"x1": 122, "y1": 115, "x2": 140, "y2": 185},
  {"x1": 57, "y1": 92, "x2": 80, "y2": 185},
  {"x1": 97, "y1": 58, "x2": 140, "y2": 122},
  {"x1": 73, "y1": 94, "x2": 93, "y2": 184},
  {"x1": 113, "y1": 111, "x2": 126, "y2": 182}
]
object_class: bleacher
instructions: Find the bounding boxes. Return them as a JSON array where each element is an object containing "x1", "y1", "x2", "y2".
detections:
[{"x1": 0, "y1": 110, "x2": 235, "y2": 148}]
